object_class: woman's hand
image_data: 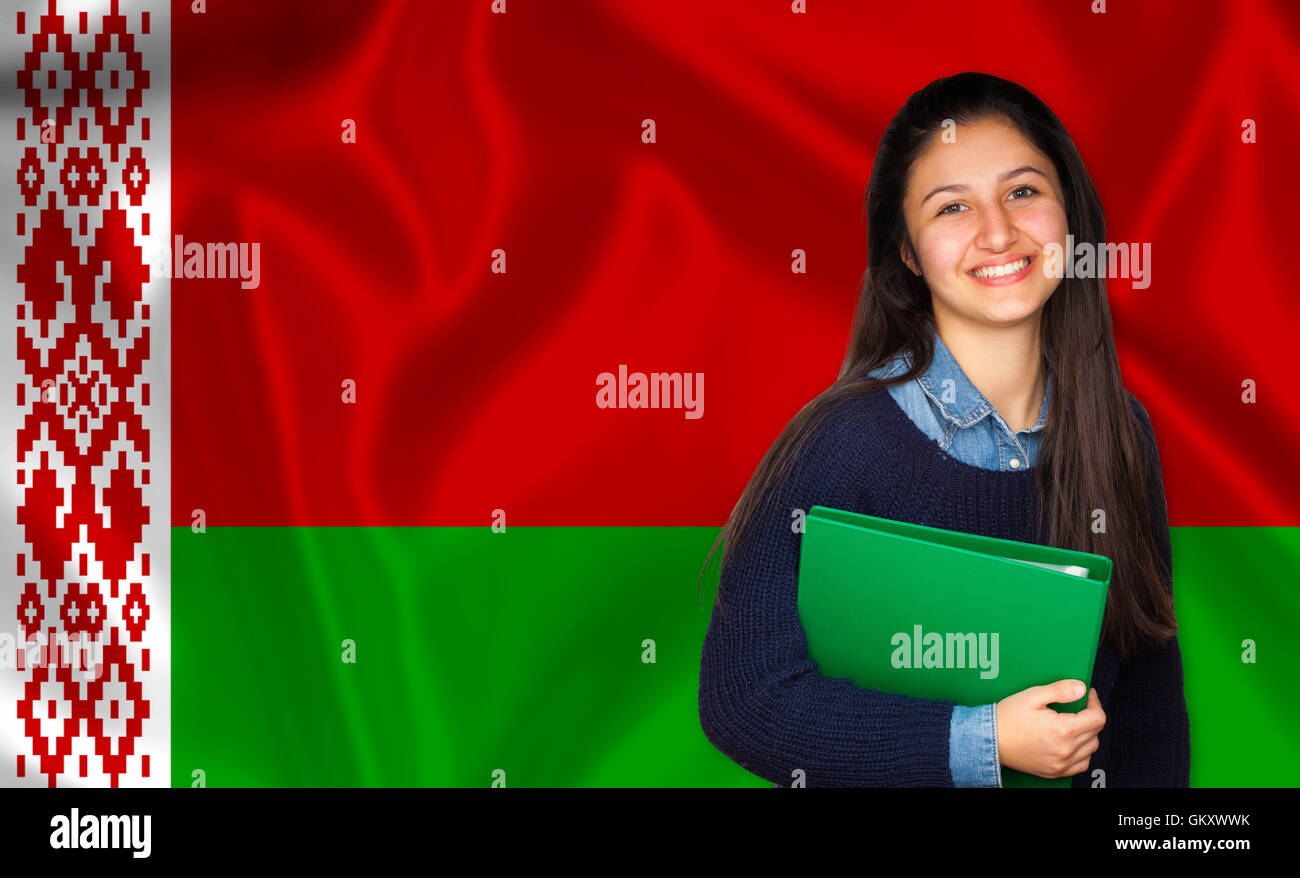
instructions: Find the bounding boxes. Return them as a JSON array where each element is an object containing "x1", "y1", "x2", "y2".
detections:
[{"x1": 996, "y1": 680, "x2": 1105, "y2": 779}]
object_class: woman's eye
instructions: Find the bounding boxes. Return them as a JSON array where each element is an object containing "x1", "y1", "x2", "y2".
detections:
[{"x1": 936, "y1": 188, "x2": 1036, "y2": 216}]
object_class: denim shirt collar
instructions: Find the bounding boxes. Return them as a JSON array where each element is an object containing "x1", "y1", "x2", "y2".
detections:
[{"x1": 890, "y1": 328, "x2": 1051, "y2": 435}]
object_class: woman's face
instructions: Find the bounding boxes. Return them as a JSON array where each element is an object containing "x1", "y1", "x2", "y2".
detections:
[{"x1": 899, "y1": 116, "x2": 1068, "y2": 331}]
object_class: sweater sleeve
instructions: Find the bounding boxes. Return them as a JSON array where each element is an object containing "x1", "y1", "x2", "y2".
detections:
[
  {"x1": 698, "y1": 405, "x2": 958, "y2": 787},
  {"x1": 1107, "y1": 395, "x2": 1191, "y2": 787}
]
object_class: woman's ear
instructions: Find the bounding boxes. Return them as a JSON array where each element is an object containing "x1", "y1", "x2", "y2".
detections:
[{"x1": 899, "y1": 243, "x2": 922, "y2": 277}]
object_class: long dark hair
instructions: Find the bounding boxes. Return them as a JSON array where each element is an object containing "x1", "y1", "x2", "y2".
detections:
[{"x1": 698, "y1": 72, "x2": 1176, "y2": 660}]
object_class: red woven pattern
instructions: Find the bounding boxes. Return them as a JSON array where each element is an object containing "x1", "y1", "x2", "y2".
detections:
[{"x1": 13, "y1": 0, "x2": 153, "y2": 788}]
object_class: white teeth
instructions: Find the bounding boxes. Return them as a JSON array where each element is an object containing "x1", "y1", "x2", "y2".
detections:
[{"x1": 971, "y1": 257, "x2": 1030, "y2": 278}]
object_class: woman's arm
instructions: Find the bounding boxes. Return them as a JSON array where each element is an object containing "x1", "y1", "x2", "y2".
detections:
[
  {"x1": 951, "y1": 704, "x2": 1002, "y2": 787},
  {"x1": 1107, "y1": 632, "x2": 1190, "y2": 787},
  {"x1": 698, "y1": 404, "x2": 960, "y2": 787},
  {"x1": 1106, "y1": 395, "x2": 1191, "y2": 787}
]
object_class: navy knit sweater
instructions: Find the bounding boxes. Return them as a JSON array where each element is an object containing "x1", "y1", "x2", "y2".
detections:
[{"x1": 698, "y1": 386, "x2": 1190, "y2": 787}]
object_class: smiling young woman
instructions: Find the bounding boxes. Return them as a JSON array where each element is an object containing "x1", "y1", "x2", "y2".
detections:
[
  {"x1": 697, "y1": 72, "x2": 1188, "y2": 788},
  {"x1": 900, "y1": 117, "x2": 1067, "y2": 437}
]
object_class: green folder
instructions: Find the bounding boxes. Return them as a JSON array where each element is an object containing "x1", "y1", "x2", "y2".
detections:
[{"x1": 796, "y1": 505, "x2": 1112, "y2": 788}]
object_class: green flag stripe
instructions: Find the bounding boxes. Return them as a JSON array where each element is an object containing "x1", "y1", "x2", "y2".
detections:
[{"x1": 172, "y1": 527, "x2": 1299, "y2": 787}]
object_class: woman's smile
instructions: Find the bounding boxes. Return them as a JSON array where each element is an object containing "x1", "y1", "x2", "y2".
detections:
[{"x1": 968, "y1": 253, "x2": 1035, "y2": 286}]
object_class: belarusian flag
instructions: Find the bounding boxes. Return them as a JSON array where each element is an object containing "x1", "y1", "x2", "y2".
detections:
[{"x1": 4, "y1": 0, "x2": 1297, "y2": 787}]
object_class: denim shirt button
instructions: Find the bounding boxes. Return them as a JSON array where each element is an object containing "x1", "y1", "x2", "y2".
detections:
[{"x1": 1008, "y1": 458, "x2": 1020, "y2": 469}]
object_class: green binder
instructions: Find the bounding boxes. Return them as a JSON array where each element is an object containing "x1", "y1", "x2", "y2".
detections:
[{"x1": 796, "y1": 505, "x2": 1112, "y2": 788}]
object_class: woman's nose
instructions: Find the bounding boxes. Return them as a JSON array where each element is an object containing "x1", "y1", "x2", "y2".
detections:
[{"x1": 975, "y1": 204, "x2": 1017, "y2": 252}]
